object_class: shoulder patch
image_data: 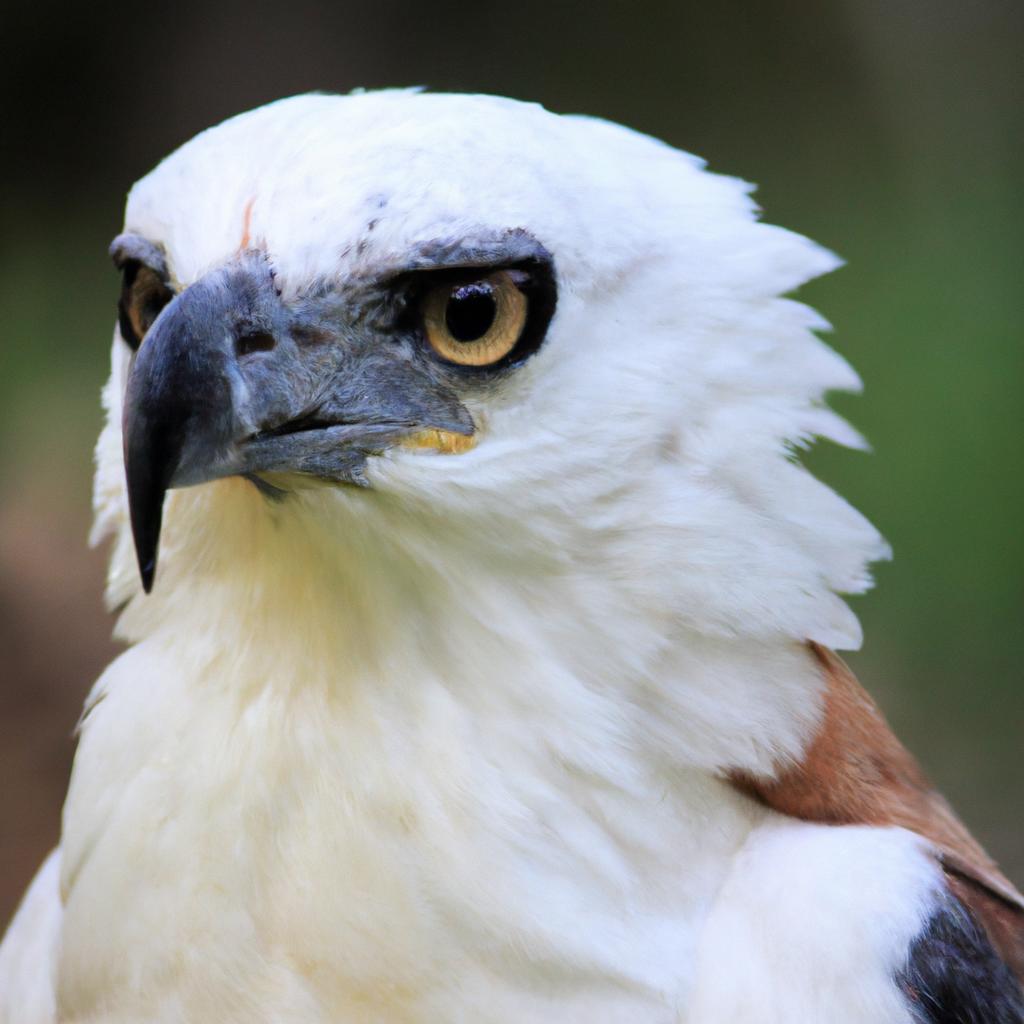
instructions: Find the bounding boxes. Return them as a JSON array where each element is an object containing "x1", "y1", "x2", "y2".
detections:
[
  {"x1": 729, "y1": 643, "x2": 1024, "y2": 977},
  {"x1": 899, "y1": 893, "x2": 1024, "y2": 1024}
]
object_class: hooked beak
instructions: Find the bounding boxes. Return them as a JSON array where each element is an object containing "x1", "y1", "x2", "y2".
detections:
[{"x1": 122, "y1": 255, "x2": 473, "y2": 593}]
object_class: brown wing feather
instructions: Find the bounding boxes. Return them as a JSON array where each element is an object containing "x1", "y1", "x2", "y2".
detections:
[{"x1": 729, "y1": 643, "x2": 1024, "y2": 978}]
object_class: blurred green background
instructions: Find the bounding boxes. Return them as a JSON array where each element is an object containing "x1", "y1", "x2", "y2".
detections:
[{"x1": 1, "y1": 0, "x2": 1021, "y2": 925}]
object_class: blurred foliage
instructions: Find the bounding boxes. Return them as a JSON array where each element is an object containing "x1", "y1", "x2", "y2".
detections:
[{"x1": 0, "y1": 0, "x2": 1020, "y2": 922}]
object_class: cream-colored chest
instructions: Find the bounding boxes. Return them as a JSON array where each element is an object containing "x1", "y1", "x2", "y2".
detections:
[{"x1": 54, "y1": 644, "x2": 757, "y2": 1023}]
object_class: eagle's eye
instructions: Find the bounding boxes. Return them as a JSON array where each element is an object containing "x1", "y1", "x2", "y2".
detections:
[
  {"x1": 421, "y1": 270, "x2": 531, "y2": 367},
  {"x1": 117, "y1": 261, "x2": 174, "y2": 351}
]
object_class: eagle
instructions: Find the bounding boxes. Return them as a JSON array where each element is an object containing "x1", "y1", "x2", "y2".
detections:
[{"x1": 0, "y1": 90, "x2": 1020, "y2": 1023}]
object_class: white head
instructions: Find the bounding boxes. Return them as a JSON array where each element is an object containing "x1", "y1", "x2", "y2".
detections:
[{"x1": 92, "y1": 91, "x2": 887, "y2": 772}]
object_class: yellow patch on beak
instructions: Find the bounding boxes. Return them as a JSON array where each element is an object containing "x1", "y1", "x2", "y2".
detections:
[{"x1": 398, "y1": 429, "x2": 477, "y2": 455}]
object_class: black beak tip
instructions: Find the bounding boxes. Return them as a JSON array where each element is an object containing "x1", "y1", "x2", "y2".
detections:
[
  {"x1": 125, "y1": 452, "x2": 166, "y2": 597},
  {"x1": 128, "y1": 502, "x2": 162, "y2": 595},
  {"x1": 123, "y1": 388, "x2": 176, "y2": 597},
  {"x1": 139, "y1": 556, "x2": 156, "y2": 594}
]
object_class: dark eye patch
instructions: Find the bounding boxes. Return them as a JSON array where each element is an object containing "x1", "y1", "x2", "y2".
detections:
[
  {"x1": 117, "y1": 262, "x2": 174, "y2": 350},
  {"x1": 399, "y1": 258, "x2": 557, "y2": 374},
  {"x1": 109, "y1": 234, "x2": 174, "y2": 351}
]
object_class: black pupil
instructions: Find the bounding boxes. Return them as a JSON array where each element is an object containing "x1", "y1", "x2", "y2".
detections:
[{"x1": 445, "y1": 281, "x2": 497, "y2": 342}]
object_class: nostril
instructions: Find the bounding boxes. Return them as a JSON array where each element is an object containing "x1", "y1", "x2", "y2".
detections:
[{"x1": 236, "y1": 331, "x2": 276, "y2": 357}]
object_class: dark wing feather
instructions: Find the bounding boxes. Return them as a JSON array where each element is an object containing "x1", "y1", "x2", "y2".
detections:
[{"x1": 900, "y1": 887, "x2": 1024, "y2": 1023}]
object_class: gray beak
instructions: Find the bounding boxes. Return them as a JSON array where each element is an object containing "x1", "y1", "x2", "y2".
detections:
[{"x1": 122, "y1": 255, "x2": 473, "y2": 592}]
